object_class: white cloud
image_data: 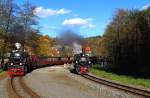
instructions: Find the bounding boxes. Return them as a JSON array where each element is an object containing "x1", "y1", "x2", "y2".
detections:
[
  {"x1": 62, "y1": 18, "x2": 96, "y2": 28},
  {"x1": 140, "y1": 4, "x2": 150, "y2": 10},
  {"x1": 34, "y1": 6, "x2": 71, "y2": 18}
]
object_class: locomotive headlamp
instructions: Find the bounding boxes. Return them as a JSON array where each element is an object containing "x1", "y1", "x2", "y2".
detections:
[
  {"x1": 15, "y1": 53, "x2": 20, "y2": 57},
  {"x1": 10, "y1": 63, "x2": 13, "y2": 65},
  {"x1": 89, "y1": 61, "x2": 91, "y2": 64}
]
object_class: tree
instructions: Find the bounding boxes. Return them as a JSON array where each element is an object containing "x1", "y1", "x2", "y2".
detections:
[
  {"x1": 0, "y1": 0, "x2": 15, "y2": 64},
  {"x1": 36, "y1": 36, "x2": 54, "y2": 56},
  {"x1": 0, "y1": 0, "x2": 40, "y2": 64},
  {"x1": 103, "y1": 7, "x2": 150, "y2": 75},
  {"x1": 85, "y1": 36, "x2": 102, "y2": 56},
  {"x1": 14, "y1": 1, "x2": 38, "y2": 45}
]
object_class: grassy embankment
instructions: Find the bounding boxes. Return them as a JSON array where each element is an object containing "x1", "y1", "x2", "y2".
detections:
[
  {"x1": 91, "y1": 65, "x2": 150, "y2": 89},
  {"x1": 0, "y1": 69, "x2": 3, "y2": 74}
]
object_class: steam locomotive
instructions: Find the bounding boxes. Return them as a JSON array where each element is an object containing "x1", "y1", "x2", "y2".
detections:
[
  {"x1": 73, "y1": 46, "x2": 92, "y2": 74},
  {"x1": 7, "y1": 43, "x2": 31, "y2": 76},
  {"x1": 6, "y1": 43, "x2": 73, "y2": 76}
]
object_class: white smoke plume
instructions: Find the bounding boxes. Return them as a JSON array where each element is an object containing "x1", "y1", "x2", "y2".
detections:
[{"x1": 73, "y1": 42, "x2": 82, "y2": 54}]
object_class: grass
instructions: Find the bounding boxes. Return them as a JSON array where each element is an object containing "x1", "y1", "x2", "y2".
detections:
[
  {"x1": 91, "y1": 65, "x2": 150, "y2": 89},
  {"x1": 0, "y1": 69, "x2": 3, "y2": 74}
]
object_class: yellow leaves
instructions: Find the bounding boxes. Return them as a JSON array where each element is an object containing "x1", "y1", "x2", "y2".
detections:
[
  {"x1": 85, "y1": 36, "x2": 103, "y2": 56},
  {"x1": 36, "y1": 35, "x2": 54, "y2": 56}
]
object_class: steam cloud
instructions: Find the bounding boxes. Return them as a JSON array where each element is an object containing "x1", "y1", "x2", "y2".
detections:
[
  {"x1": 56, "y1": 29, "x2": 84, "y2": 46},
  {"x1": 56, "y1": 29, "x2": 85, "y2": 54}
]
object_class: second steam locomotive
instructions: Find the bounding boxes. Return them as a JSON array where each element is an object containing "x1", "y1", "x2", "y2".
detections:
[{"x1": 73, "y1": 46, "x2": 92, "y2": 74}]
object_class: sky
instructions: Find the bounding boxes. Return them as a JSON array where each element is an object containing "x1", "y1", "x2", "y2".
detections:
[{"x1": 15, "y1": 0, "x2": 150, "y2": 38}]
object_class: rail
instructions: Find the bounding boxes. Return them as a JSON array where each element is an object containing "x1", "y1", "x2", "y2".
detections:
[{"x1": 82, "y1": 74, "x2": 150, "y2": 98}]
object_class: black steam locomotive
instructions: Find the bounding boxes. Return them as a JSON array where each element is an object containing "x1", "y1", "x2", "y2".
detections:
[
  {"x1": 7, "y1": 50, "x2": 31, "y2": 76},
  {"x1": 73, "y1": 53, "x2": 92, "y2": 74},
  {"x1": 6, "y1": 43, "x2": 31, "y2": 76},
  {"x1": 73, "y1": 46, "x2": 92, "y2": 74}
]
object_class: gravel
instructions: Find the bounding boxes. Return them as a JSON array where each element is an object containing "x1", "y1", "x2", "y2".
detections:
[
  {"x1": 24, "y1": 66, "x2": 104, "y2": 98},
  {"x1": 13, "y1": 77, "x2": 31, "y2": 98},
  {"x1": 67, "y1": 68, "x2": 144, "y2": 98},
  {"x1": 23, "y1": 65, "x2": 144, "y2": 98},
  {"x1": 0, "y1": 78, "x2": 9, "y2": 98},
  {"x1": 0, "y1": 64, "x2": 146, "y2": 98}
]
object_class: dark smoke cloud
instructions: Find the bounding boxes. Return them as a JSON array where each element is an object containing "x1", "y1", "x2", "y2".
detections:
[{"x1": 56, "y1": 29, "x2": 85, "y2": 46}]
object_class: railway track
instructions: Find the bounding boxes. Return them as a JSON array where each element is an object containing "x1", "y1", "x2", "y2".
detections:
[
  {"x1": 82, "y1": 74, "x2": 150, "y2": 98},
  {"x1": 6, "y1": 76, "x2": 42, "y2": 98}
]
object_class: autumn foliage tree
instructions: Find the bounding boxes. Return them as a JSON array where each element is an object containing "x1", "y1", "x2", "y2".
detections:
[
  {"x1": 103, "y1": 7, "x2": 150, "y2": 75},
  {"x1": 36, "y1": 36, "x2": 54, "y2": 56},
  {"x1": 85, "y1": 36, "x2": 102, "y2": 56},
  {"x1": 0, "y1": 0, "x2": 40, "y2": 64}
]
